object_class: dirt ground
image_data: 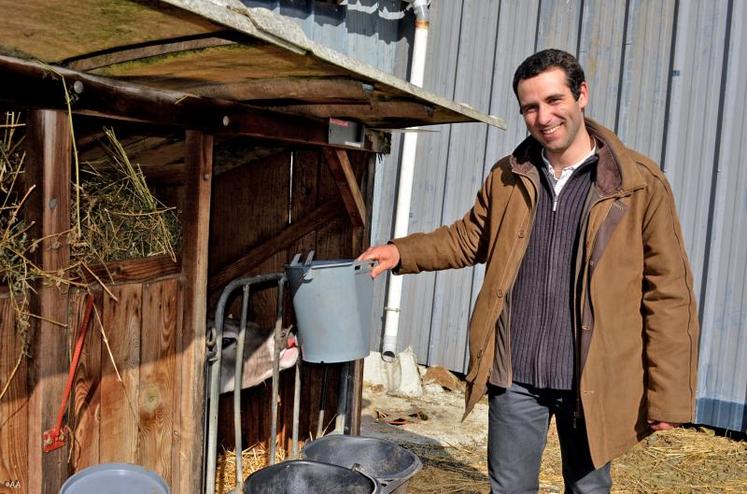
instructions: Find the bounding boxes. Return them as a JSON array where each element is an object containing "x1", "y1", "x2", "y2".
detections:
[{"x1": 361, "y1": 384, "x2": 747, "y2": 493}]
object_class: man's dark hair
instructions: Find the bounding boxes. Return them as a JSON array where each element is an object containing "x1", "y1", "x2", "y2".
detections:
[{"x1": 512, "y1": 49, "x2": 586, "y2": 100}]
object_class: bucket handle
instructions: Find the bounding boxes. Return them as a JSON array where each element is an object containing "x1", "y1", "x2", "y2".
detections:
[
  {"x1": 353, "y1": 259, "x2": 376, "y2": 276},
  {"x1": 288, "y1": 251, "x2": 316, "y2": 281},
  {"x1": 351, "y1": 463, "x2": 383, "y2": 493}
]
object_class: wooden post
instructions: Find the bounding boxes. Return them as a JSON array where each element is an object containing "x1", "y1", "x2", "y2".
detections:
[
  {"x1": 25, "y1": 110, "x2": 72, "y2": 492},
  {"x1": 349, "y1": 151, "x2": 375, "y2": 435},
  {"x1": 174, "y1": 131, "x2": 213, "y2": 492}
]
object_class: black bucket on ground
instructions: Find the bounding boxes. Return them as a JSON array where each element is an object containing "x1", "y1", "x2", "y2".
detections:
[
  {"x1": 302, "y1": 435, "x2": 422, "y2": 493},
  {"x1": 243, "y1": 460, "x2": 380, "y2": 494}
]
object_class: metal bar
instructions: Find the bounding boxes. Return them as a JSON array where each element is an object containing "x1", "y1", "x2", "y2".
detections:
[
  {"x1": 317, "y1": 366, "x2": 329, "y2": 438},
  {"x1": 205, "y1": 272, "x2": 284, "y2": 494},
  {"x1": 269, "y1": 276, "x2": 286, "y2": 465},
  {"x1": 292, "y1": 358, "x2": 302, "y2": 457},
  {"x1": 233, "y1": 285, "x2": 251, "y2": 490}
]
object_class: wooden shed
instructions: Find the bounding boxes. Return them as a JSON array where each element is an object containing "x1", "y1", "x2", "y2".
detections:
[{"x1": 0, "y1": 1, "x2": 503, "y2": 492}]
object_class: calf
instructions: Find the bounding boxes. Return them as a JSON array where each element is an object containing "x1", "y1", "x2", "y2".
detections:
[{"x1": 214, "y1": 318, "x2": 299, "y2": 394}]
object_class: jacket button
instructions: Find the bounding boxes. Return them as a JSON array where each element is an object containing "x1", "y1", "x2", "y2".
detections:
[
  {"x1": 476, "y1": 350, "x2": 483, "y2": 359},
  {"x1": 496, "y1": 288, "x2": 504, "y2": 298},
  {"x1": 581, "y1": 325, "x2": 590, "y2": 331},
  {"x1": 518, "y1": 229, "x2": 525, "y2": 238}
]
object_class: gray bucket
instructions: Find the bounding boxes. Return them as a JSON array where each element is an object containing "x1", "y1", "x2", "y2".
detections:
[
  {"x1": 302, "y1": 435, "x2": 422, "y2": 494},
  {"x1": 59, "y1": 463, "x2": 170, "y2": 494},
  {"x1": 244, "y1": 460, "x2": 381, "y2": 493},
  {"x1": 286, "y1": 254, "x2": 374, "y2": 363}
]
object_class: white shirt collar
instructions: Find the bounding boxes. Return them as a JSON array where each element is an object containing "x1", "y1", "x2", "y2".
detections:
[{"x1": 541, "y1": 144, "x2": 597, "y2": 181}]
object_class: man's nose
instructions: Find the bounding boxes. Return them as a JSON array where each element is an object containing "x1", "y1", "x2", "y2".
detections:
[{"x1": 537, "y1": 104, "x2": 552, "y2": 125}]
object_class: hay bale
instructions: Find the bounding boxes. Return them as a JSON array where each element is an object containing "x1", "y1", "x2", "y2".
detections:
[{"x1": 71, "y1": 127, "x2": 180, "y2": 265}]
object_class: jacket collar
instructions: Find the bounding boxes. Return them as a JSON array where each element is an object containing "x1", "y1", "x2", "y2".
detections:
[{"x1": 510, "y1": 118, "x2": 647, "y2": 197}]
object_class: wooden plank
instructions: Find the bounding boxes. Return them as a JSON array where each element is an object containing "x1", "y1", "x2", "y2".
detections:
[
  {"x1": 0, "y1": 0, "x2": 217, "y2": 63},
  {"x1": 189, "y1": 77, "x2": 373, "y2": 102},
  {"x1": 64, "y1": 36, "x2": 235, "y2": 71},
  {"x1": 76, "y1": 255, "x2": 180, "y2": 286},
  {"x1": 289, "y1": 149, "x2": 322, "y2": 256},
  {"x1": 267, "y1": 101, "x2": 437, "y2": 122},
  {"x1": 99, "y1": 284, "x2": 142, "y2": 463},
  {"x1": 70, "y1": 289, "x2": 102, "y2": 471},
  {"x1": 0, "y1": 296, "x2": 28, "y2": 491},
  {"x1": 25, "y1": 109, "x2": 71, "y2": 493},
  {"x1": 344, "y1": 150, "x2": 372, "y2": 258},
  {"x1": 321, "y1": 148, "x2": 366, "y2": 228},
  {"x1": 0, "y1": 55, "x2": 386, "y2": 153},
  {"x1": 208, "y1": 198, "x2": 343, "y2": 294},
  {"x1": 208, "y1": 150, "x2": 291, "y2": 275},
  {"x1": 137, "y1": 278, "x2": 178, "y2": 484},
  {"x1": 174, "y1": 131, "x2": 212, "y2": 493}
]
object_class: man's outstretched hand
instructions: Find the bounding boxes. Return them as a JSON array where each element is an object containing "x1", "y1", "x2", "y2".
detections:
[{"x1": 357, "y1": 244, "x2": 401, "y2": 278}]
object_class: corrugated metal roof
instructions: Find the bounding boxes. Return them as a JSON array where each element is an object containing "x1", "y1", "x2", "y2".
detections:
[{"x1": 0, "y1": 0, "x2": 506, "y2": 130}]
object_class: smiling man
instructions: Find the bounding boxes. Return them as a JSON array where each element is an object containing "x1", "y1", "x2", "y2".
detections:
[{"x1": 359, "y1": 49, "x2": 699, "y2": 493}]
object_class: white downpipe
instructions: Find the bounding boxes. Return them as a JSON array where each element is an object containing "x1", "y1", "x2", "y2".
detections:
[{"x1": 382, "y1": 0, "x2": 429, "y2": 362}]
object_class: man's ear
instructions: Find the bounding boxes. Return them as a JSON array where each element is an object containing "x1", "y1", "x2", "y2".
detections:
[{"x1": 578, "y1": 81, "x2": 589, "y2": 109}]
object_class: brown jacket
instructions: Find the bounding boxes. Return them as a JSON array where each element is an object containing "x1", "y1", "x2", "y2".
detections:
[{"x1": 391, "y1": 119, "x2": 699, "y2": 467}]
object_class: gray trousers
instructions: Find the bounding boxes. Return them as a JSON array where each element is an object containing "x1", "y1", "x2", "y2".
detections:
[{"x1": 488, "y1": 382, "x2": 611, "y2": 493}]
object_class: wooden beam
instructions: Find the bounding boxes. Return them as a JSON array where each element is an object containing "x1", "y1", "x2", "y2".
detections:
[
  {"x1": 186, "y1": 77, "x2": 373, "y2": 102},
  {"x1": 63, "y1": 36, "x2": 235, "y2": 72},
  {"x1": 321, "y1": 148, "x2": 366, "y2": 228},
  {"x1": 267, "y1": 100, "x2": 436, "y2": 123},
  {"x1": 0, "y1": 55, "x2": 386, "y2": 153},
  {"x1": 349, "y1": 359, "x2": 364, "y2": 435},
  {"x1": 26, "y1": 110, "x2": 72, "y2": 492},
  {"x1": 208, "y1": 198, "x2": 343, "y2": 294},
  {"x1": 175, "y1": 131, "x2": 213, "y2": 493}
]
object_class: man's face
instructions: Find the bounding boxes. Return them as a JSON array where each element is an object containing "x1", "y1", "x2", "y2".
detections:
[{"x1": 516, "y1": 67, "x2": 589, "y2": 161}]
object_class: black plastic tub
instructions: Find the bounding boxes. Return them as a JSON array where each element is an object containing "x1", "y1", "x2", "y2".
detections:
[
  {"x1": 302, "y1": 435, "x2": 422, "y2": 493},
  {"x1": 243, "y1": 460, "x2": 380, "y2": 494}
]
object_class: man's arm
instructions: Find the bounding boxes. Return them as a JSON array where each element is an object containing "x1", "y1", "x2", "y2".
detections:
[
  {"x1": 360, "y1": 170, "x2": 496, "y2": 277},
  {"x1": 640, "y1": 172, "x2": 700, "y2": 427}
]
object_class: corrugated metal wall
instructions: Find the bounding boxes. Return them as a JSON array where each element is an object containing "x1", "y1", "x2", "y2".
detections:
[
  {"x1": 248, "y1": 0, "x2": 745, "y2": 432},
  {"x1": 365, "y1": 0, "x2": 746, "y2": 432}
]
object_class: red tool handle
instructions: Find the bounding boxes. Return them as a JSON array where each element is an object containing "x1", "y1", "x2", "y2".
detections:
[{"x1": 43, "y1": 293, "x2": 95, "y2": 453}]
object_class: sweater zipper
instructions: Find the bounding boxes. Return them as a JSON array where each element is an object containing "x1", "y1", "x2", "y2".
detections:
[{"x1": 540, "y1": 180, "x2": 561, "y2": 380}]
